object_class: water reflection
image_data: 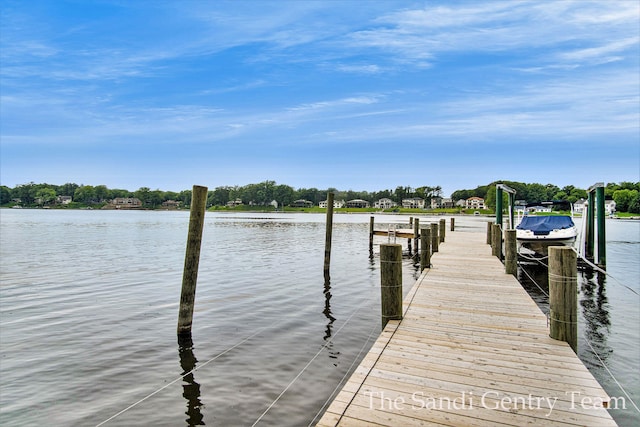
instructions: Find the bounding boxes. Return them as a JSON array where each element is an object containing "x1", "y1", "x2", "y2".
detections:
[
  {"x1": 517, "y1": 261, "x2": 613, "y2": 362},
  {"x1": 323, "y1": 278, "x2": 339, "y2": 364},
  {"x1": 580, "y1": 270, "x2": 612, "y2": 363},
  {"x1": 178, "y1": 335, "x2": 205, "y2": 426}
]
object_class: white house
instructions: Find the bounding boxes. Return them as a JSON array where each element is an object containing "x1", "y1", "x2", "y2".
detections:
[
  {"x1": 56, "y1": 195, "x2": 72, "y2": 205},
  {"x1": 465, "y1": 197, "x2": 485, "y2": 210},
  {"x1": 606, "y1": 200, "x2": 616, "y2": 214},
  {"x1": 402, "y1": 198, "x2": 425, "y2": 209},
  {"x1": 319, "y1": 199, "x2": 345, "y2": 208},
  {"x1": 374, "y1": 198, "x2": 397, "y2": 209},
  {"x1": 574, "y1": 199, "x2": 617, "y2": 215},
  {"x1": 441, "y1": 198, "x2": 454, "y2": 209}
]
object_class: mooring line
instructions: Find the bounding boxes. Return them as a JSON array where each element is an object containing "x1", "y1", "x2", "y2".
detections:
[
  {"x1": 572, "y1": 247, "x2": 639, "y2": 296},
  {"x1": 307, "y1": 321, "x2": 379, "y2": 427},
  {"x1": 584, "y1": 337, "x2": 640, "y2": 413},
  {"x1": 517, "y1": 260, "x2": 550, "y2": 299},
  {"x1": 251, "y1": 293, "x2": 375, "y2": 427},
  {"x1": 95, "y1": 322, "x2": 276, "y2": 426}
]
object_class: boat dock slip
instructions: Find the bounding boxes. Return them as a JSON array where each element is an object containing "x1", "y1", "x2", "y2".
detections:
[{"x1": 317, "y1": 230, "x2": 617, "y2": 427}]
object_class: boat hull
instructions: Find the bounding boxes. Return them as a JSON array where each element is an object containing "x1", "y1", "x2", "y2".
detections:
[{"x1": 517, "y1": 235, "x2": 577, "y2": 256}]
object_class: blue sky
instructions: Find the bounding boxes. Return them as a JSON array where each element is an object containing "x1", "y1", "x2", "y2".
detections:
[{"x1": 1, "y1": 0, "x2": 638, "y2": 197}]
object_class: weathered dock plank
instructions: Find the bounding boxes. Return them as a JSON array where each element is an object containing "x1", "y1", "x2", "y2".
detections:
[{"x1": 317, "y1": 229, "x2": 617, "y2": 426}]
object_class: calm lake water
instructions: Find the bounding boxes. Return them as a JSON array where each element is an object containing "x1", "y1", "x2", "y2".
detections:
[{"x1": 0, "y1": 210, "x2": 638, "y2": 426}]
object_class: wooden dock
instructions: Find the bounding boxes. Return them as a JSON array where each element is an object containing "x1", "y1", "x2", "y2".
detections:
[
  {"x1": 372, "y1": 229, "x2": 415, "y2": 239},
  {"x1": 317, "y1": 229, "x2": 617, "y2": 426}
]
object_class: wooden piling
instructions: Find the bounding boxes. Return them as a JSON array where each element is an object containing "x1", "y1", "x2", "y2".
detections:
[
  {"x1": 450, "y1": 217, "x2": 455, "y2": 232},
  {"x1": 420, "y1": 227, "x2": 431, "y2": 271},
  {"x1": 439, "y1": 219, "x2": 445, "y2": 243},
  {"x1": 491, "y1": 223, "x2": 502, "y2": 259},
  {"x1": 369, "y1": 216, "x2": 374, "y2": 255},
  {"x1": 380, "y1": 244, "x2": 403, "y2": 329},
  {"x1": 486, "y1": 221, "x2": 492, "y2": 245},
  {"x1": 430, "y1": 223, "x2": 439, "y2": 253},
  {"x1": 177, "y1": 185, "x2": 208, "y2": 336},
  {"x1": 324, "y1": 192, "x2": 334, "y2": 281},
  {"x1": 504, "y1": 229, "x2": 517, "y2": 276},
  {"x1": 549, "y1": 246, "x2": 578, "y2": 353},
  {"x1": 413, "y1": 218, "x2": 419, "y2": 255}
]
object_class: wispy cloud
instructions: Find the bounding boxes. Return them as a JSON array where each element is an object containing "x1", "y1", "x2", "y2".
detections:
[{"x1": 1, "y1": 1, "x2": 637, "y2": 192}]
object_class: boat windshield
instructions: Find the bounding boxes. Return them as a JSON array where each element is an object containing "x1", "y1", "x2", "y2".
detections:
[{"x1": 516, "y1": 216, "x2": 575, "y2": 235}]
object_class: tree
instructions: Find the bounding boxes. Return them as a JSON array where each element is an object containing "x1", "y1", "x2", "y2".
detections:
[
  {"x1": 0, "y1": 186, "x2": 11, "y2": 204},
  {"x1": 274, "y1": 184, "x2": 295, "y2": 206},
  {"x1": 178, "y1": 190, "x2": 192, "y2": 206},
  {"x1": 94, "y1": 185, "x2": 109, "y2": 203},
  {"x1": 35, "y1": 188, "x2": 57, "y2": 205},
  {"x1": 74, "y1": 185, "x2": 96, "y2": 204},
  {"x1": 148, "y1": 190, "x2": 164, "y2": 208},
  {"x1": 629, "y1": 193, "x2": 640, "y2": 214},
  {"x1": 210, "y1": 186, "x2": 230, "y2": 206},
  {"x1": 613, "y1": 189, "x2": 638, "y2": 213},
  {"x1": 58, "y1": 182, "x2": 79, "y2": 197},
  {"x1": 12, "y1": 182, "x2": 38, "y2": 204},
  {"x1": 134, "y1": 187, "x2": 151, "y2": 206}
]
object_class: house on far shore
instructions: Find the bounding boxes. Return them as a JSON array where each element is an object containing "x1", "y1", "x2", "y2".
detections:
[
  {"x1": 161, "y1": 200, "x2": 181, "y2": 209},
  {"x1": 105, "y1": 197, "x2": 143, "y2": 209},
  {"x1": 226, "y1": 199, "x2": 243, "y2": 207},
  {"x1": 374, "y1": 198, "x2": 397, "y2": 209},
  {"x1": 319, "y1": 199, "x2": 345, "y2": 208},
  {"x1": 402, "y1": 198, "x2": 425, "y2": 209},
  {"x1": 56, "y1": 196, "x2": 72, "y2": 205},
  {"x1": 430, "y1": 197, "x2": 454, "y2": 209},
  {"x1": 346, "y1": 199, "x2": 370, "y2": 208},
  {"x1": 574, "y1": 199, "x2": 616, "y2": 215},
  {"x1": 291, "y1": 199, "x2": 314, "y2": 208},
  {"x1": 465, "y1": 197, "x2": 485, "y2": 210}
]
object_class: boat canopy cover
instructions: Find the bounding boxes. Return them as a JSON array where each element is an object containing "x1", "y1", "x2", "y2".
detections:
[{"x1": 516, "y1": 216, "x2": 575, "y2": 235}]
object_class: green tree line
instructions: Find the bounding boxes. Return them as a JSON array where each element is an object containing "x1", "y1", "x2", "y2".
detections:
[
  {"x1": 0, "y1": 181, "x2": 443, "y2": 209},
  {"x1": 453, "y1": 181, "x2": 640, "y2": 213},
  {"x1": 2, "y1": 180, "x2": 639, "y2": 213}
]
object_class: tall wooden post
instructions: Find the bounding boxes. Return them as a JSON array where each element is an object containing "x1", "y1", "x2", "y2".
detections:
[
  {"x1": 549, "y1": 247, "x2": 578, "y2": 353},
  {"x1": 486, "y1": 221, "x2": 493, "y2": 245},
  {"x1": 369, "y1": 216, "x2": 374, "y2": 255},
  {"x1": 380, "y1": 244, "x2": 403, "y2": 329},
  {"x1": 178, "y1": 185, "x2": 208, "y2": 336},
  {"x1": 504, "y1": 229, "x2": 517, "y2": 276},
  {"x1": 420, "y1": 227, "x2": 431, "y2": 271},
  {"x1": 430, "y1": 223, "x2": 439, "y2": 253},
  {"x1": 413, "y1": 218, "x2": 419, "y2": 255},
  {"x1": 492, "y1": 223, "x2": 502, "y2": 259},
  {"x1": 439, "y1": 219, "x2": 446, "y2": 243},
  {"x1": 407, "y1": 217, "x2": 413, "y2": 254},
  {"x1": 324, "y1": 192, "x2": 335, "y2": 281},
  {"x1": 450, "y1": 217, "x2": 455, "y2": 232}
]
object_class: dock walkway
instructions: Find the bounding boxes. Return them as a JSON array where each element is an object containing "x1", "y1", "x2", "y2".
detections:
[{"x1": 317, "y1": 229, "x2": 617, "y2": 426}]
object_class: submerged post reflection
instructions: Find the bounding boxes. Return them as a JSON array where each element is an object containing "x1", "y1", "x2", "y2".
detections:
[{"x1": 178, "y1": 334, "x2": 205, "y2": 426}]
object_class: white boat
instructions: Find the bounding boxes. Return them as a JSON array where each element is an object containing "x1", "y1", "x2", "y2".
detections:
[{"x1": 516, "y1": 202, "x2": 578, "y2": 256}]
